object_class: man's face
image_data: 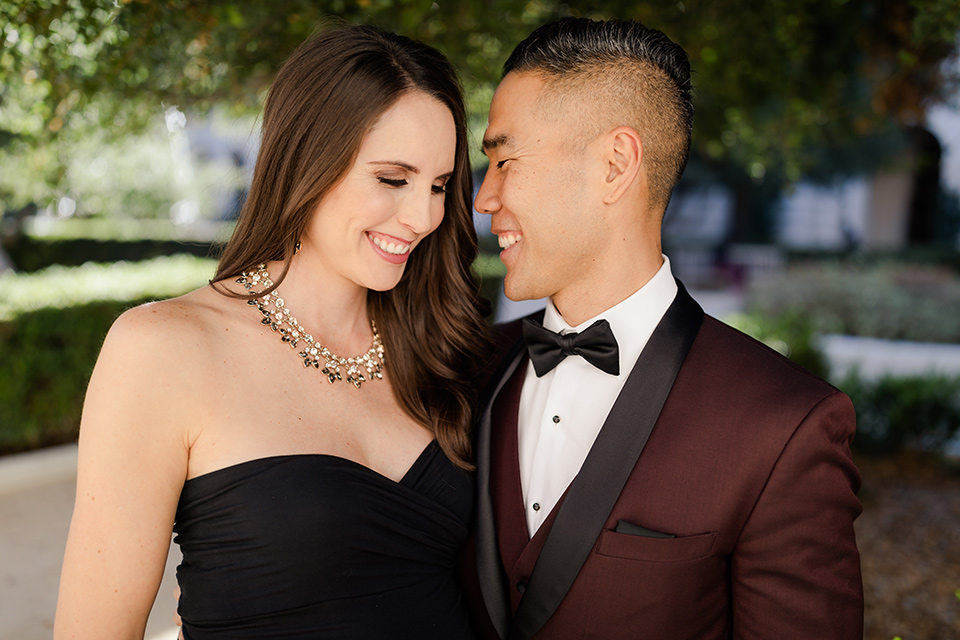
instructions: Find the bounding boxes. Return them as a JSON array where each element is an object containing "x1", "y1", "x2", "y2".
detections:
[{"x1": 475, "y1": 72, "x2": 608, "y2": 305}]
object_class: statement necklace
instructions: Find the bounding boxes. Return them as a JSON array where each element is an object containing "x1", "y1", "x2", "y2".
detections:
[{"x1": 237, "y1": 264, "x2": 385, "y2": 389}]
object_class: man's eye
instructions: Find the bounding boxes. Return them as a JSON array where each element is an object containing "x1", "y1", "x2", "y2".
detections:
[
  {"x1": 496, "y1": 159, "x2": 510, "y2": 169},
  {"x1": 378, "y1": 177, "x2": 407, "y2": 187}
]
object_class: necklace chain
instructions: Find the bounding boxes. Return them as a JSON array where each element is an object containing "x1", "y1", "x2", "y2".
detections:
[{"x1": 237, "y1": 264, "x2": 385, "y2": 389}]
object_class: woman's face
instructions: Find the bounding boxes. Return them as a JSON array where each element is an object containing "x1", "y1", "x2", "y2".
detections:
[{"x1": 300, "y1": 91, "x2": 456, "y2": 293}]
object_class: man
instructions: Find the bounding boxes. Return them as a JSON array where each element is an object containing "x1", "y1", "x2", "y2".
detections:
[{"x1": 460, "y1": 17, "x2": 863, "y2": 639}]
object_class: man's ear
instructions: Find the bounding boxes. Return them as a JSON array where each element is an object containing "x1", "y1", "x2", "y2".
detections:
[{"x1": 602, "y1": 127, "x2": 642, "y2": 205}]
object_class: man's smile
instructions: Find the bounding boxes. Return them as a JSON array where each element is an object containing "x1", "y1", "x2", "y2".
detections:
[{"x1": 497, "y1": 233, "x2": 523, "y2": 249}]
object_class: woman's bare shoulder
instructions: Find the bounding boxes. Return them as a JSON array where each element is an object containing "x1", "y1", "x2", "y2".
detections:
[
  {"x1": 82, "y1": 284, "x2": 252, "y2": 434},
  {"x1": 100, "y1": 284, "x2": 244, "y2": 373}
]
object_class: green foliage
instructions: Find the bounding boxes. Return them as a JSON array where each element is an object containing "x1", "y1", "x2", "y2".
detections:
[
  {"x1": 0, "y1": 255, "x2": 214, "y2": 451},
  {"x1": 838, "y1": 371, "x2": 960, "y2": 453},
  {"x1": 0, "y1": 102, "x2": 248, "y2": 218},
  {"x1": 0, "y1": 253, "x2": 503, "y2": 451},
  {"x1": 473, "y1": 252, "x2": 507, "y2": 281},
  {"x1": 0, "y1": 0, "x2": 539, "y2": 191},
  {"x1": 0, "y1": 299, "x2": 137, "y2": 453},
  {"x1": 730, "y1": 300, "x2": 960, "y2": 454},
  {"x1": 0, "y1": 0, "x2": 125, "y2": 145},
  {"x1": 2, "y1": 0, "x2": 958, "y2": 213},
  {"x1": 4, "y1": 233, "x2": 222, "y2": 272},
  {"x1": 725, "y1": 309, "x2": 830, "y2": 378},
  {"x1": 0, "y1": 254, "x2": 216, "y2": 320},
  {"x1": 746, "y1": 261, "x2": 960, "y2": 343},
  {"x1": 3, "y1": 253, "x2": 959, "y2": 456},
  {"x1": 473, "y1": 252, "x2": 508, "y2": 318}
]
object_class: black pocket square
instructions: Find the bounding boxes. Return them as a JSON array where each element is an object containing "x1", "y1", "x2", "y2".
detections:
[{"x1": 615, "y1": 519, "x2": 676, "y2": 539}]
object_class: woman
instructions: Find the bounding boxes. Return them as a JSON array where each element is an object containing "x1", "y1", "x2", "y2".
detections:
[{"x1": 55, "y1": 25, "x2": 488, "y2": 639}]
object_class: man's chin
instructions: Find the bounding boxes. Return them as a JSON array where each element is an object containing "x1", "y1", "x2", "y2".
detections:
[{"x1": 502, "y1": 277, "x2": 546, "y2": 302}]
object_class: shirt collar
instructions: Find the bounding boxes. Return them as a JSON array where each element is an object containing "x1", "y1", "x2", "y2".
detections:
[{"x1": 542, "y1": 255, "x2": 678, "y2": 377}]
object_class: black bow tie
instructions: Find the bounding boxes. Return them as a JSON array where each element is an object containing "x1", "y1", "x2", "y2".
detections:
[{"x1": 522, "y1": 317, "x2": 620, "y2": 377}]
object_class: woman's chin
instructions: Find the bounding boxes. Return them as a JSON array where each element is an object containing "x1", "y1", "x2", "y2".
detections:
[{"x1": 363, "y1": 271, "x2": 406, "y2": 293}]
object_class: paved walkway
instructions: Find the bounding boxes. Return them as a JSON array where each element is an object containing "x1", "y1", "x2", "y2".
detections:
[{"x1": 0, "y1": 444, "x2": 179, "y2": 640}]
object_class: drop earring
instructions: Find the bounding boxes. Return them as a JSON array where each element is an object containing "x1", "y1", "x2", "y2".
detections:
[{"x1": 294, "y1": 241, "x2": 301, "y2": 255}]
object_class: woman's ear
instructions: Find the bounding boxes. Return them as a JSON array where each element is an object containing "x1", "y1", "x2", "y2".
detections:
[{"x1": 601, "y1": 126, "x2": 642, "y2": 205}]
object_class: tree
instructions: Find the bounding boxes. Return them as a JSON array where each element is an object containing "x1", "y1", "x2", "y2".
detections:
[
  {"x1": 636, "y1": 0, "x2": 960, "y2": 241},
  {"x1": 2, "y1": 0, "x2": 958, "y2": 235}
]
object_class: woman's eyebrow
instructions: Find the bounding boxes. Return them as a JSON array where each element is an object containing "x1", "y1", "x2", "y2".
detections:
[
  {"x1": 370, "y1": 161, "x2": 453, "y2": 180},
  {"x1": 369, "y1": 160, "x2": 419, "y2": 173}
]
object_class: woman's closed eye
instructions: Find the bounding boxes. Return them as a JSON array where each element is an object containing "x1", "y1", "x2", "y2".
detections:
[{"x1": 379, "y1": 176, "x2": 447, "y2": 195}]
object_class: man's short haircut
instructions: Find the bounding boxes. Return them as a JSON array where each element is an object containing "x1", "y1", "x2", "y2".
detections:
[{"x1": 504, "y1": 18, "x2": 694, "y2": 212}]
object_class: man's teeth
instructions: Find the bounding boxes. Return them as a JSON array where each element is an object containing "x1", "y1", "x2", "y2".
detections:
[
  {"x1": 371, "y1": 235, "x2": 410, "y2": 255},
  {"x1": 498, "y1": 233, "x2": 522, "y2": 249}
]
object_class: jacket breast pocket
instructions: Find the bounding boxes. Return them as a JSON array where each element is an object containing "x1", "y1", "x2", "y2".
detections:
[{"x1": 596, "y1": 528, "x2": 718, "y2": 563}]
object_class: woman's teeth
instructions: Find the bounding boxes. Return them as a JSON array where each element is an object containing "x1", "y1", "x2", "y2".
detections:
[{"x1": 371, "y1": 234, "x2": 410, "y2": 255}]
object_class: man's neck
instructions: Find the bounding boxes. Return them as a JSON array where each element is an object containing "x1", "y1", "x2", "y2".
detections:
[{"x1": 552, "y1": 252, "x2": 664, "y2": 326}]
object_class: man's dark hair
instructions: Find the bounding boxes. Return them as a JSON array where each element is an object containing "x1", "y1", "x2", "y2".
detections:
[{"x1": 504, "y1": 18, "x2": 694, "y2": 211}]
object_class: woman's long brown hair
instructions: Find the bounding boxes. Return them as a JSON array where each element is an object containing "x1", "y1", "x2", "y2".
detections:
[{"x1": 214, "y1": 25, "x2": 489, "y2": 469}]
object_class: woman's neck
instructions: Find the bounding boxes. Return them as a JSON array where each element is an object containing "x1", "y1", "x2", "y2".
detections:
[{"x1": 264, "y1": 258, "x2": 373, "y2": 356}]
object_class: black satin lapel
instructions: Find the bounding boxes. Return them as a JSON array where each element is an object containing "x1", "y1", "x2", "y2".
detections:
[
  {"x1": 476, "y1": 336, "x2": 528, "y2": 640},
  {"x1": 508, "y1": 282, "x2": 704, "y2": 640}
]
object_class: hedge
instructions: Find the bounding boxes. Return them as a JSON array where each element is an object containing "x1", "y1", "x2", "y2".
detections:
[
  {"x1": 6, "y1": 305, "x2": 957, "y2": 456},
  {"x1": 727, "y1": 308, "x2": 960, "y2": 455},
  {"x1": 4, "y1": 253, "x2": 958, "y2": 457},
  {"x1": 746, "y1": 260, "x2": 960, "y2": 343},
  {"x1": 3, "y1": 234, "x2": 221, "y2": 273},
  {"x1": 0, "y1": 255, "x2": 217, "y2": 453},
  {"x1": 725, "y1": 309, "x2": 829, "y2": 379},
  {"x1": 1, "y1": 255, "x2": 217, "y2": 321},
  {"x1": 0, "y1": 299, "x2": 152, "y2": 453},
  {"x1": 0, "y1": 253, "x2": 506, "y2": 454},
  {"x1": 839, "y1": 372, "x2": 960, "y2": 454}
]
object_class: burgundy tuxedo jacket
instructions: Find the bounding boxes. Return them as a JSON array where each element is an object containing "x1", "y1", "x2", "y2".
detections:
[{"x1": 460, "y1": 282, "x2": 863, "y2": 639}]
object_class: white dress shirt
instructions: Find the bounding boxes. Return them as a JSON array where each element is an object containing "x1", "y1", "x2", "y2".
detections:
[{"x1": 517, "y1": 256, "x2": 678, "y2": 535}]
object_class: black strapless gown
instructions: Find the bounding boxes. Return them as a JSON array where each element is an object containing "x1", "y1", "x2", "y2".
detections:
[{"x1": 173, "y1": 440, "x2": 477, "y2": 639}]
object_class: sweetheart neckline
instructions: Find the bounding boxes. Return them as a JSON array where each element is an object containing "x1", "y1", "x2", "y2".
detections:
[{"x1": 183, "y1": 439, "x2": 439, "y2": 487}]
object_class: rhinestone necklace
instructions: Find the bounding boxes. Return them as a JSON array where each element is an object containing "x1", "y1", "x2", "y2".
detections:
[{"x1": 237, "y1": 264, "x2": 385, "y2": 389}]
